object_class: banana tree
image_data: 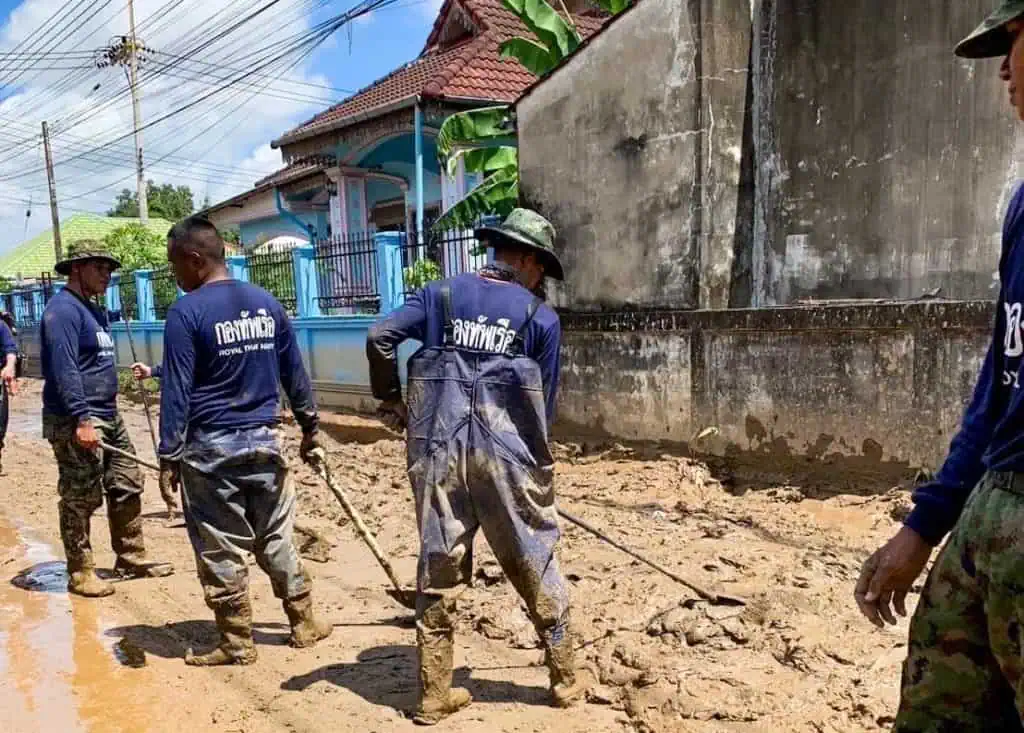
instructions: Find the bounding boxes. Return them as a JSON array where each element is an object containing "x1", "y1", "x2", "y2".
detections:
[{"x1": 433, "y1": 0, "x2": 632, "y2": 231}]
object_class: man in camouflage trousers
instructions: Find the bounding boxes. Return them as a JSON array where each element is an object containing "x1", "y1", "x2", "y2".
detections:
[
  {"x1": 41, "y1": 241, "x2": 173, "y2": 597},
  {"x1": 855, "y1": 5, "x2": 1024, "y2": 729}
]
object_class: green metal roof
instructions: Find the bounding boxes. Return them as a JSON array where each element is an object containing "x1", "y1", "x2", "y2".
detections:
[{"x1": 0, "y1": 214, "x2": 172, "y2": 279}]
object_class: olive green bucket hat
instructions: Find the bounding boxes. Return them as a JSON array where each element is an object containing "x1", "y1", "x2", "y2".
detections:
[
  {"x1": 54, "y1": 239, "x2": 122, "y2": 276},
  {"x1": 956, "y1": 0, "x2": 1024, "y2": 58},
  {"x1": 475, "y1": 208, "x2": 565, "y2": 281}
]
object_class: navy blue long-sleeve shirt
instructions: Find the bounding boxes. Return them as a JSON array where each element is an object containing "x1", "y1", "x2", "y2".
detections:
[
  {"x1": 0, "y1": 320, "x2": 16, "y2": 357},
  {"x1": 367, "y1": 271, "x2": 562, "y2": 422},
  {"x1": 40, "y1": 288, "x2": 118, "y2": 420},
  {"x1": 157, "y1": 279, "x2": 318, "y2": 460},
  {"x1": 906, "y1": 184, "x2": 1024, "y2": 545}
]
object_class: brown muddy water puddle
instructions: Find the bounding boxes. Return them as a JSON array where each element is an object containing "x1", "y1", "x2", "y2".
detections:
[{"x1": 0, "y1": 513, "x2": 162, "y2": 733}]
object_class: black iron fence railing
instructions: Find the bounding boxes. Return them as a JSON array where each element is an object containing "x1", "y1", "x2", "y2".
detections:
[
  {"x1": 151, "y1": 268, "x2": 179, "y2": 319},
  {"x1": 247, "y1": 244, "x2": 297, "y2": 316},
  {"x1": 314, "y1": 232, "x2": 381, "y2": 314}
]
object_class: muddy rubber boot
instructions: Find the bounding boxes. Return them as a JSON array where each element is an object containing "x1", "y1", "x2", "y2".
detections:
[
  {"x1": 413, "y1": 601, "x2": 471, "y2": 726},
  {"x1": 283, "y1": 593, "x2": 333, "y2": 648},
  {"x1": 67, "y1": 561, "x2": 115, "y2": 598},
  {"x1": 184, "y1": 598, "x2": 258, "y2": 667},
  {"x1": 546, "y1": 633, "x2": 591, "y2": 708},
  {"x1": 109, "y1": 495, "x2": 174, "y2": 579}
]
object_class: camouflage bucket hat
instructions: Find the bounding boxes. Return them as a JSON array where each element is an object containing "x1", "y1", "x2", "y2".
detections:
[
  {"x1": 54, "y1": 239, "x2": 122, "y2": 276},
  {"x1": 475, "y1": 208, "x2": 565, "y2": 281},
  {"x1": 956, "y1": 0, "x2": 1024, "y2": 58}
]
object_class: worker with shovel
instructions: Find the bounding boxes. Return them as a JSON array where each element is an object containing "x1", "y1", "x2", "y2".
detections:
[
  {"x1": 855, "y1": 5, "x2": 1024, "y2": 730},
  {"x1": 157, "y1": 217, "x2": 331, "y2": 666},
  {"x1": 367, "y1": 208, "x2": 589, "y2": 725},
  {"x1": 40, "y1": 240, "x2": 174, "y2": 597}
]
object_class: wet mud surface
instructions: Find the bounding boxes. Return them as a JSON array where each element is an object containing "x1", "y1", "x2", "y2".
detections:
[{"x1": 0, "y1": 380, "x2": 913, "y2": 732}]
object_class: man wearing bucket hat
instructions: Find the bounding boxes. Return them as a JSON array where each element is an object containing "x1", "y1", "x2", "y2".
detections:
[
  {"x1": 854, "y1": 5, "x2": 1024, "y2": 729},
  {"x1": 41, "y1": 240, "x2": 173, "y2": 598},
  {"x1": 367, "y1": 208, "x2": 589, "y2": 725}
]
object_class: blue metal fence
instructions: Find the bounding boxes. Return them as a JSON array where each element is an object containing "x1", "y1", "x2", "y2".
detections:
[{"x1": 5, "y1": 227, "x2": 492, "y2": 330}]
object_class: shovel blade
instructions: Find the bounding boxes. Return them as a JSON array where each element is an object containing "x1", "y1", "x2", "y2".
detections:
[{"x1": 386, "y1": 587, "x2": 418, "y2": 610}]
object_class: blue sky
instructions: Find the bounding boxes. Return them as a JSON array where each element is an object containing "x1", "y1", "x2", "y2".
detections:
[{"x1": 0, "y1": 0, "x2": 445, "y2": 254}]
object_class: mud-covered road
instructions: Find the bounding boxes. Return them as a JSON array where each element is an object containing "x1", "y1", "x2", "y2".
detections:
[{"x1": 0, "y1": 380, "x2": 914, "y2": 732}]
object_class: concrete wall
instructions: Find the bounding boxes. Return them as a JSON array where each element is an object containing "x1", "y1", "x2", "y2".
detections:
[
  {"x1": 517, "y1": 0, "x2": 752, "y2": 310},
  {"x1": 520, "y1": 0, "x2": 753, "y2": 311},
  {"x1": 556, "y1": 301, "x2": 992, "y2": 488},
  {"x1": 752, "y1": 0, "x2": 1023, "y2": 305},
  {"x1": 517, "y1": 0, "x2": 1024, "y2": 309}
]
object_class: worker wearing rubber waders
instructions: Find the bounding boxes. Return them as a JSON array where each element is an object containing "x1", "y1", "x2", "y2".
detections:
[
  {"x1": 367, "y1": 208, "x2": 589, "y2": 725},
  {"x1": 41, "y1": 240, "x2": 174, "y2": 598},
  {"x1": 157, "y1": 217, "x2": 331, "y2": 666},
  {"x1": 855, "y1": 5, "x2": 1024, "y2": 729}
]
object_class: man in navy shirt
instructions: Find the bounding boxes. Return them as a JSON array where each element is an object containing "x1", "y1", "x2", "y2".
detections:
[
  {"x1": 0, "y1": 312, "x2": 18, "y2": 475},
  {"x1": 855, "y1": 5, "x2": 1024, "y2": 729},
  {"x1": 158, "y1": 218, "x2": 331, "y2": 666},
  {"x1": 41, "y1": 240, "x2": 173, "y2": 598},
  {"x1": 367, "y1": 209, "x2": 588, "y2": 725}
]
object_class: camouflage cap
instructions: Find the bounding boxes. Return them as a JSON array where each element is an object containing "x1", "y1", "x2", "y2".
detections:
[
  {"x1": 956, "y1": 1, "x2": 1024, "y2": 58},
  {"x1": 475, "y1": 208, "x2": 565, "y2": 281},
  {"x1": 54, "y1": 239, "x2": 122, "y2": 276}
]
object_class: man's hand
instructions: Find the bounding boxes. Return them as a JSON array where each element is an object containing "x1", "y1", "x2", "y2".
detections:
[
  {"x1": 378, "y1": 400, "x2": 408, "y2": 433},
  {"x1": 299, "y1": 430, "x2": 323, "y2": 466},
  {"x1": 159, "y1": 459, "x2": 181, "y2": 510},
  {"x1": 74, "y1": 419, "x2": 100, "y2": 450},
  {"x1": 1, "y1": 359, "x2": 16, "y2": 396},
  {"x1": 855, "y1": 525, "x2": 933, "y2": 628},
  {"x1": 131, "y1": 362, "x2": 152, "y2": 380}
]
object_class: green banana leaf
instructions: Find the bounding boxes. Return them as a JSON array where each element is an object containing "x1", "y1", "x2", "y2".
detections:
[
  {"x1": 500, "y1": 0, "x2": 581, "y2": 59},
  {"x1": 499, "y1": 37, "x2": 560, "y2": 77},
  {"x1": 432, "y1": 164, "x2": 519, "y2": 231},
  {"x1": 460, "y1": 146, "x2": 518, "y2": 174},
  {"x1": 435, "y1": 106, "x2": 513, "y2": 171},
  {"x1": 594, "y1": 0, "x2": 631, "y2": 13}
]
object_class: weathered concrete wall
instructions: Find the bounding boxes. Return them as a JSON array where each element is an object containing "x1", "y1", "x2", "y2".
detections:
[
  {"x1": 752, "y1": 0, "x2": 1023, "y2": 305},
  {"x1": 555, "y1": 302, "x2": 992, "y2": 489},
  {"x1": 517, "y1": 0, "x2": 751, "y2": 310}
]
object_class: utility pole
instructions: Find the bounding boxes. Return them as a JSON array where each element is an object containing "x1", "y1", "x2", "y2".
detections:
[
  {"x1": 127, "y1": 0, "x2": 147, "y2": 222},
  {"x1": 41, "y1": 121, "x2": 62, "y2": 264}
]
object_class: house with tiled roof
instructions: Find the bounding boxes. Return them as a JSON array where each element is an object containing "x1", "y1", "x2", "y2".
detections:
[
  {"x1": 201, "y1": 0, "x2": 608, "y2": 250},
  {"x1": 0, "y1": 213, "x2": 172, "y2": 281}
]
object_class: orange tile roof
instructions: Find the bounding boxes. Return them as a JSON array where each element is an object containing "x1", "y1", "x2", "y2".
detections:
[{"x1": 273, "y1": 0, "x2": 607, "y2": 147}]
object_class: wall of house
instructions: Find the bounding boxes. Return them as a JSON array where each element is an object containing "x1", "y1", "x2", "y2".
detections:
[{"x1": 517, "y1": 0, "x2": 752, "y2": 311}]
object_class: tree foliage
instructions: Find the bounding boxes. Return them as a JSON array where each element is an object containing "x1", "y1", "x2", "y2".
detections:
[
  {"x1": 102, "y1": 224, "x2": 167, "y2": 271},
  {"x1": 435, "y1": 0, "x2": 631, "y2": 230},
  {"x1": 108, "y1": 181, "x2": 195, "y2": 222}
]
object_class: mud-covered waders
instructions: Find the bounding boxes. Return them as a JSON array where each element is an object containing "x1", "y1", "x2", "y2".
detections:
[{"x1": 407, "y1": 286, "x2": 578, "y2": 723}]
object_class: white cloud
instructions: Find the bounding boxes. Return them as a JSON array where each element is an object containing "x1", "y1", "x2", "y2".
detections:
[{"x1": 0, "y1": 0, "x2": 336, "y2": 254}]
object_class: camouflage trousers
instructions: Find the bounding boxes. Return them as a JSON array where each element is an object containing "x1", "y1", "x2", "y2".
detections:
[
  {"x1": 179, "y1": 426, "x2": 311, "y2": 611},
  {"x1": 43, "y1": 412, "x2": 147, "y2": 573},
  {"x1": 894, "y1": 471, "x2": 1024, "y2": 732}
]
